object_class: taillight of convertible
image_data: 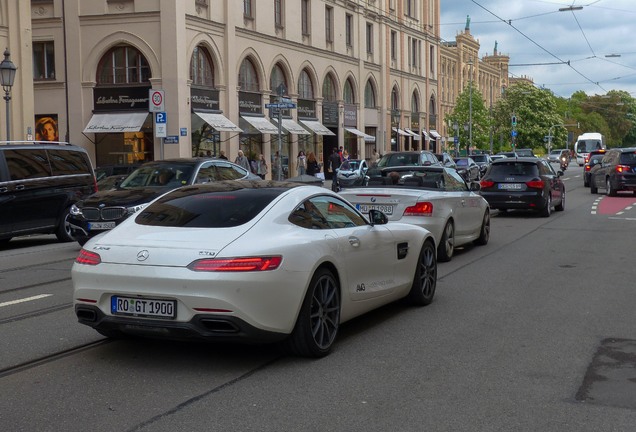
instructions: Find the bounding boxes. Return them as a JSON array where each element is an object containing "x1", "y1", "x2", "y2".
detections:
[
  {"x1": 480, "y1": 180, "x2": 495, "y2": 189},
  {"x1": 403, "y1": 202, "x2": 433, "y2": 216},
  {"x1": 76, "y1": 249, "x2": 102, "y2": 265},
  {"x1": 188, "y1": 256, "x2": 283, "y2": 272}
]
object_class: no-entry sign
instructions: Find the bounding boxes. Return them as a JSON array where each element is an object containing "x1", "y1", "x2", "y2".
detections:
[{"x1": 149, "y1": 90, "x2": 165, "y2": 112}]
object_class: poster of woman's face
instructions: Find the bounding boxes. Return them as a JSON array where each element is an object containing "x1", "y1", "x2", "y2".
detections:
[{"x1": 35, "y1": 114, "x2": 59, "y2": 142}]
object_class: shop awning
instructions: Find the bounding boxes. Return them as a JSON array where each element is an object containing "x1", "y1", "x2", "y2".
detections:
[
  {"x1": 344, "y1": 127, "x2": 376, "y2": 142},
  {"x1": 422, "y1": 131, "x2": 430, "y2": 140},
  {"x1": 392, "y1": 127, "x2": 410, "y2": 136},
  {"x1": 83, "y1": 112, "x2": 149, "y2": 133},
  {"x1": 404, "y1": 128, "x2": 421, "y2": 141},
  {"x1": 272, "y1": 118, "x2": 311, "y2": 135},
  {"x1": 299, "y1": 120, "x2": 336, "y2": 136},
  {"x1": 241, "y1": 115, "x2": 279, "y2": 134},
  {"x1": 195, "y1": 112, "x2": 242, "y2": 133},
  {"x1": 429, "y1": 130, "x2": 442, "y2": 139}
]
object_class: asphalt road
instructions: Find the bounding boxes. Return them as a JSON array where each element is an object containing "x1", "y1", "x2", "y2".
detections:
[{"x1": 1, "y1": 164, "x2": 636, "y2": 431}]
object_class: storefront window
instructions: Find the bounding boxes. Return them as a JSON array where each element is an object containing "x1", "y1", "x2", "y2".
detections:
[
  {"x1": 343, "y1": 79, "x2": 355, "y2": 104},
  {"x1": 190, "y1": 46, "x2": 215, "y2": 87},
  {"x1": 239, "y1": 58, "x2": 259, "y2": 92},
  {"x1": 323, "y1": 74, "x2": 337, "y2": 102},
  {"x1": 364, "y1": 80, "x2": 376, "y2": 108},
  {"x1": 97, "y1": 45, "x2": 150, "y2": 85}
]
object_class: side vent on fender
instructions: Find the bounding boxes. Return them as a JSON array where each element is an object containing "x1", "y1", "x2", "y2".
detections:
[{"x1": 397, "y1": 242, "x2": 409, "y2": 260}]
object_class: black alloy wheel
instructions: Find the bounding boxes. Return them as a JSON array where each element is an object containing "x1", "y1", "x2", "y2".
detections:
[{"x1": 407, "y1": 240, "x2": 437, "y2": 306}]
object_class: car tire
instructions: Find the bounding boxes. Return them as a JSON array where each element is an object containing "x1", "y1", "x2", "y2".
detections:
[
  {"x1": 55, "y1": 207, "x2": 75, "y2": 242},
  {"x1": 285, "y1": 267, "x2": 340, "y2": 358},
  {"x1": 583, "y1": 176, "x2": 589, "y2": 187},
  {"x1": 474, "y1": 211, "x2": 490, "y2": 246},
  {"x1": 540, "y1": 195, "x2": 552, "y2": 217},
  {"x1": 555, "y1": 189, "x2": 565, "y2": 211},
  {"x1": 606, "y1": 177, "x2": 617, "y2": 197},
  {"x1": 406, "y1": 239, "x2": 437, "y2": 306},
  {"x1": 437, "y1": 221, "x2": 455, "y2": 262}
]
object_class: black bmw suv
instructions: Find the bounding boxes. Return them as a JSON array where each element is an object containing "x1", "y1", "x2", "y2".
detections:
[
  {"x1": 69, "y1": 158, "x2": 259, "y2": 245},
  {"x1": 590, "y1": 148, "x2": 636, "y2": 195}
]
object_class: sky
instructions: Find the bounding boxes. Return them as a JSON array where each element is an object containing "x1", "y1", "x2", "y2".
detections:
[{"x1": 440, "y1": 0, "x2": 636, "y2": 98}]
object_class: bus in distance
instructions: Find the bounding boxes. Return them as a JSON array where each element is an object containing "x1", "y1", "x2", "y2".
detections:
[{"x1": 574, "y1": 133, "x2": 605, "y2": 166}]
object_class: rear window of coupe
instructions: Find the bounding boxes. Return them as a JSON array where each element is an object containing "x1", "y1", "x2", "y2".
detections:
[{"x1": 135, "y1": 186, "x2": 284, "y2": 227}]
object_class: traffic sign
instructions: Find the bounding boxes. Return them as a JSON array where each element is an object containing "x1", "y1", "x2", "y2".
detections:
[
  {"x1": 454, "y1": 136, "x2": 459, "y2": 144},
  {"x1": 511, "y1": 130, "x2": 518, "y2": 137},
  {"x1": 149, "y1": 90, "x2": 165, "y2": 112},
  {"x1": 155, "y1": 112, "x2": 167, "y2": 123},
  {"x1": 164, "y1": 135, "x2": 179, "y2": 144},
  {"x1": 265, "y1": 102, "x2": 297, "y2": 109}
]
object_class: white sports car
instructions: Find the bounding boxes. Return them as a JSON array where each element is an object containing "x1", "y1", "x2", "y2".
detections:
[
  {"x1": 339, "y1": 166, "x2": 490, "y2": 262},
  {"x1": 72, "y1": 181, "x2": 437, "y2": 357}
]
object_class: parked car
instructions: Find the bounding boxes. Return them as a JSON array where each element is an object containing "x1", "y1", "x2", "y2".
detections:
[
  {"x1": 367, "y1": 150, "x2": 441, "y2": 181},
  {"x1": 94, "y1": 164, "x2": 141, "y2": 182},
  {"x1": 590, "y1": 147, "x2": 636, "y2": 195},
  {"x1": 489, "y1": 154, "x2": 507, "y2": 162},
  {"x1": 72, "y1": 181, "x2": 437, "y2": 357},
  {"x1": 69, "y1": 158, "x2": 260, "y2": 245},
  {"x1": 471, "y1": 153, "x2": 492, "y2": 177},
  {"x1": 479, "y1": 157, "x2": 565, "y2": 217},
  {"x1": 336, "y1": 159, "x2": 368, "y2": 187},
  {"x1": 454, "y1": 157, "x2": 481, "y2": 182},
  {"x1": 0, "y1": 141, "x2": 97, "y2": 244},
  {"x1": 434, "y1": 152, "x2": 457, "y2": 169},
  {"x1": 339, "y1": 166, "x2": 490, "y2": 262},
  {"x1": 583, "y1": 149, "x2": 606, "y2": 187}
]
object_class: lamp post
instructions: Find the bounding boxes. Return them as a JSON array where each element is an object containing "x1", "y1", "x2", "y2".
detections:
[
  {"x1": 0, "y1": 49, "x2": 17, "y2": 141},
  {"x1": 467, "y1": 58, "x2": 474, "y2": 156},
  {"x1": 452, "y1": 121, "x2": 459, "y2": 157}
]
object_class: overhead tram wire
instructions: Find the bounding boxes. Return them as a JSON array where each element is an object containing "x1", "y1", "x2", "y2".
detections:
[{"x1": 469, "y1": 0, "x2": 607, "y2": 93}]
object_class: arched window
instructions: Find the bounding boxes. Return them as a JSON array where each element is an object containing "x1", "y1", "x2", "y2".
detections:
[
  {"x1": 343, "y1": 78, "x2": 355, "y2": 104},
  {"x1": 411, "y1": 92, "x2": 419, "y2": 113},
  {"x1": 298, "y1": 69, "x2": 314, "y2": 99},
  {"x1": 97, "y1": 45, "x2": 150, "y2": 85},
  {"x1": 238, "y1": 58, "x2": 259, "y2": 92},
  {"x1": 190, "y1": 45, "x2": 215, "y2": 87},
  {"x1": 270, "y1": 64, "x2": 288, "y2": 96},
  {"x1": 322, "y1": 74, "x2": 337, "y2": 102},
  {"x1": 391, "y1": 86, "x2": 399, "y2": 110},
  {"x1": 364, "y1": 80, "x2": 376, "y2": 108}
]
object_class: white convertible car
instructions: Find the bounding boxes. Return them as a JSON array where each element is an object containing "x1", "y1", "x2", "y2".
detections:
[
  {"x1": 72, "y1": 181, "x2": 437, "y2": 357},
  {"x1": 339, "y1": 166, "x2": 490, "y2": 262}
]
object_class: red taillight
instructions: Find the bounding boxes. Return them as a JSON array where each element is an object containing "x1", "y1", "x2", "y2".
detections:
[
  {"x1": 480, "y1": 180, "x2": 495, "y2": 188},
  {"x1": 403, "y1": 202, "x2": 433, "y2": 216},
  {"x1": 584, "y1": 165, "x2": 591, "y2": 172},
  {"x1": 188, "y1": 256, "x2": 282, "y2": 272},
  {"x1": 526, "y1": 180, "x2": 545, "y2": 189},
  {"x1": 616, "y1": 165, "x2": 631, "y2": 173},
  {"x1": 76, "y1": 249, "x2": 101, "y2": 265}
]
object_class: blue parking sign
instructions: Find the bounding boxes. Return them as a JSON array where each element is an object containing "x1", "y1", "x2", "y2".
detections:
[{"x1": 155, "y1": 112, "x2": 167, "y2": 124}]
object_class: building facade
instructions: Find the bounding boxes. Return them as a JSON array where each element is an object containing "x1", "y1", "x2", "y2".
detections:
[
  {"x1": 1, "y1": 0, "x2": 442, "y2": 178},
  {"x1": 439, "y1": 19, "x2": 511, "y2": 153}
]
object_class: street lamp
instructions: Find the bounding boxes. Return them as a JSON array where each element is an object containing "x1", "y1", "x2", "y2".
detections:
[
  {"x1": 0, "y1": 49, "x2": 17, "y2": 141},
  {"x1": 467, "y1": 58, "x2": 473, "y2": 156}
]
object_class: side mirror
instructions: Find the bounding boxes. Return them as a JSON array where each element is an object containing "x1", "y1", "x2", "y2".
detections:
[
  {"x1": 368, "y1": 209, "x2": 388, "y2": 226},
  {"x1": 557, "y1": 170, "x2": 564, "y2": 177},
  {"x1": 470, "y1": 182, "x2": 481, "y2": 192}
]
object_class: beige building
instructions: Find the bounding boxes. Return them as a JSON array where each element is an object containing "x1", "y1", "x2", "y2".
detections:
[
  {"x1": 439, "y1": 18, "x2": 511, "y2": 152},
  {"x1": 1, "y1": 0, "x2": 443, "y2": 178}
]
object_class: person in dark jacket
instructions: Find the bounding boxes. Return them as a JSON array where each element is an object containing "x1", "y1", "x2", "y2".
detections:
[{"x1": 306, "y1": 152, "x2": 320, "y2": 176}]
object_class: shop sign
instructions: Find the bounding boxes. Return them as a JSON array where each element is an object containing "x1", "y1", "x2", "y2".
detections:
[
  {"x1": 93, "y1": 86, "x2": 150, "y2": 111},
  {"x1": 238, "y1": 91, "x2": 262, "y2": 114},
  {"x1": 191, "y1": 87, "x2": 220, "y2": 111},
  {"x1": 297, "y1": 99, "x2": 316, "y2": 119},
  {"x1": 322, "y1": 102, "x2": 339, "y2": 126},
  {"x1": 343, "y1": 104, "x2": 357, "y2": 127}
]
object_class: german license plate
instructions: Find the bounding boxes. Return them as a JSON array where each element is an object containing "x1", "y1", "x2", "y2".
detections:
[
  {"x1": 498, "y1": 183, "x2": 523, "y2": 190},
  {"x1": 356, "y1": 204, "x2": 394, "y2": 215},
  {"x1": 111, "y1": 296, "x2": 176, "y2": 319},
  {"x1": 88, "y1": 221, "x2": 116, "y2": 231}
]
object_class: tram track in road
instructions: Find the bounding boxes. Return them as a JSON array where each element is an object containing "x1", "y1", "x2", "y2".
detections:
[
  {"x1": 0, "y1": 302, "x2": 73, "y2": 325},
  {"x1": 0, "y1": 257, "x2": 74, "y2": 274},
  {"x1": 0, "y1": 339, "x2": 112, "y2": 379}
]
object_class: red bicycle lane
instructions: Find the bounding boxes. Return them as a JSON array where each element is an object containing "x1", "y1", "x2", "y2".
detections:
[{"x1": 596, "y1": 195, "x2": 636, "y2": 215}]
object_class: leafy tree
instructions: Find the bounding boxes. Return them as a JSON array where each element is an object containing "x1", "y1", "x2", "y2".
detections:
[
  {"x1": 492, "y1": 82, "x2": 563, "y2": 154},
  {"x1": 444, "y1": 84, "x2": 491, "y2": 155}
]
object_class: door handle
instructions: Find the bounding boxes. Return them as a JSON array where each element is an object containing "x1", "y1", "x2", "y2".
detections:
[
  {"x1": 15, "y1": 185, "x2": 25, "y2": 191},
  {"x1": 0, "y1": 187, "x2": 7, "y2": 193},
  {"x1": 348, "y1": 236, "x2": 360, "y2": 248}
]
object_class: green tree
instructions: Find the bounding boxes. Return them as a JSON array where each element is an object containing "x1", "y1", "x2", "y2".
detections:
[
  {"x1": 492, "y1": 82, "x2": 563, "y2": 154},
  {"x1": 444, "y1": 84, "x2": 490, "y2": 155}
]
